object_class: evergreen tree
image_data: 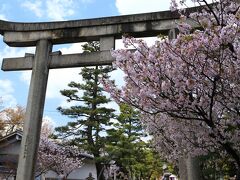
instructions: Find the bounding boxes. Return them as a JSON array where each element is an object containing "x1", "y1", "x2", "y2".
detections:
[
  {"x1": 132, "y1": 148, "x2": 165, "y2": 180},
  {"x1": 55, "y1": 42, "x2": 115, "y2": 180},
  {"x1": 106, "y1": 104, "x2": 164, "y2": 179}
]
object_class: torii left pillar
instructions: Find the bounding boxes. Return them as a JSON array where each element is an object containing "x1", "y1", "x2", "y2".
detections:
[{"x1": 16, "y1": 39, "x2": 52, "y2": 180}]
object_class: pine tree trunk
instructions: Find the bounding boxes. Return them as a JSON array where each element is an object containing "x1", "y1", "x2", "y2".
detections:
[
  {"x1": 236, "y1": 167, "x2": 240, "y2": 180},
  {"x1": 96, "y1": 162, "x2": 104, "y2": 180}
]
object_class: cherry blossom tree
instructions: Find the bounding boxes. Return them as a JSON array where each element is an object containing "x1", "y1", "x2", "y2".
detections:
[
  {"x1": 0, "y1": 118, "x2": 82, "y2": 179},
  {"x1": 37, "y1": 120, "x2": 82, "y2": 179},
  {"x1": 102, "y1": 0, "x2": 240, "y2": 177},
  {"x1": 37, "y1": 136, "x2": 82, "y2": 179}
]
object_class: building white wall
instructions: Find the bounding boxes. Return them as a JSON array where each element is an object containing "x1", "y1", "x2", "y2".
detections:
[
  {"x1": 0, "y1": 141, "x2": 21, "y2": 155},
  {"x1": 43, "y1": 159, "x2": 97, "y2": 180},
  {"x1": 43, "y1": 170, "x2": 59, "y2": 179},
  {"x1": 68, "y1": 159, "x2": 97, "y2": 179},
  {"x1": 0, "y1": 133, "x2": 97, "y2": 180}
]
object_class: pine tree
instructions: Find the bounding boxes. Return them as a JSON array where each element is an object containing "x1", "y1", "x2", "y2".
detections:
[
  {"x1": 55, "y1": 42, "x2": 115, "y2": 180},
  {"x1": 106, "y1": 104, "x2": 164, "y2": 179}
]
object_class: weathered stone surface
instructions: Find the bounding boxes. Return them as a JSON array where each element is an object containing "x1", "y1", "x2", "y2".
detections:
[
  {"x1": 0, "y1": 7, "x2": 199, "y2": 47},
  {"x1": 16, "y1": 39, "x2": 52, "y2": 180},
  {"x1": 1, "y1": 50, "x2": 115, "y2": 71},
  {"x1": 0, "y1": 10, "x2": 181, "y2": 33},
  {"x1": 100, "y1": 37, "x2": 115, "y2": 51}
]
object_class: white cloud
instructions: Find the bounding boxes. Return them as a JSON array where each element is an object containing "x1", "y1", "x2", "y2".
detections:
[
  {"x1": 21, "y1": 0, "x2": 43, "y2": 18},
  {"x1": 59, "y1": 43, "x2": 84, "y2": 54},
  {"x1": 115, "y1": 0, "x2": 171, "y2": 15},
  {"x1": 0, "y1": 46, "x2": 35, "y2": 107},
  {"x1": 1, "y1": 46, "x2": 35, "y2": 82},
  {"x1": 0, "y1": 46, "x2": 35, "y2": 65},
  {"x1": 47, "y1": 68, "x2": 82, "y2": 98},
  {"x1": 20, "y1": 68, "x2": 81, "y2": 100},
  {"x1": 80, "y1": 0, "x2": 94, "y2": 3},
  {"x1": 46, "y1": 0, "x2": 75, "y2": 21},
  {"x1": 0, "y1": 14, "x2": 7, "y2": 20},
  {"x1": 0, "y1": 80, "x2": 14, "y2": 94},
  {"x1": 115, "y1": 0, "x2": 211, "y2": 15},
  {"x1": 20, "y1": 71, "x2": 31, "y2": 85},
  {"x1": 21, "y1": 0, "x2": 80, "y2": 21},
  {"x1": 0, "y1": 79, "x2": 16, "y2": 107},
  {"x1": 43, "y1": 115, "x2": 56, "y2": 127},
  {"x1": 0, "y1": 3, "x2": 8, "y2": 20}
]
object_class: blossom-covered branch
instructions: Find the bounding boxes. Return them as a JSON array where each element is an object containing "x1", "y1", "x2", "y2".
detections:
[
  {"x1": 102, "y1": 0, "x2": 240, "y2": 177},
  {"x1": 37, "y1": 121, "x2": 82, "y2": 179}
]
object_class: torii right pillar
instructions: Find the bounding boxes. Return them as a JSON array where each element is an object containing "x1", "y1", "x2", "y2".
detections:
[{"x1": 169, "y1": 28, "x2": 202, "y2": 180}]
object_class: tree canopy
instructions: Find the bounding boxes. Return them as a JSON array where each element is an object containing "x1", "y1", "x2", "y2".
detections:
[
  {"x1": 106, "y1": 104, "x2": 165, "y2": 179},
  {"x1": 102, "y1": 0, "x2": 240, "y2": 178},
  {"x1": 0, "y1": 105, "x2": 25, "y2": 136}
]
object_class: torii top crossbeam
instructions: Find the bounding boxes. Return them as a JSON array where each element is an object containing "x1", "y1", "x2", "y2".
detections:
[
  {"x1": 0, "y1": 9, "x2": 197, "y2": 71},
  {"x1": 0, "y1": 8, "x2": 198, "y2": 47}
]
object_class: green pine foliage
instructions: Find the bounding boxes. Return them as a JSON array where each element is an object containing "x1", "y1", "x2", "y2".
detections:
[
  {"x1": 199, "y1": 153, "x2": 237, "y2": 179},
  {"x1": 54, "y1": 42, "x2": 115, "y2": 179},
  {"x1": 106, "y1": 104, "x2": 165, "y2": 179}
]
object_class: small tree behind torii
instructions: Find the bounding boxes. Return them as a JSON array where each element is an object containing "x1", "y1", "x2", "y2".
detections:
[
  {"x1": 0, "y1": 105, "x2": 25, "y2": 136},
  {"x1": 37, "y1": 134, "x2": 82, "y2": 179},
  {"x1": 36, "y1": 119, "x2": 82, "y2": 179}
]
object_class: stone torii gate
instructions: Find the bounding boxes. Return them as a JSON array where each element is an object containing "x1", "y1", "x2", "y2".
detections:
[{"x1": 0, "y1": 8, "x2": 197, "y2": 180}]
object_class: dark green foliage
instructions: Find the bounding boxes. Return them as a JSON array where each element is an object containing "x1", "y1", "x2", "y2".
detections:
[
  {"x1": 106, "y1": 104, "x2": 165, "y2": 179},
  {"x1": 55, "y1": 42, "x2": 115, "y2": 180},
  {"x1": 199, "y1": 153, "x2": 237, "y2": 180}
]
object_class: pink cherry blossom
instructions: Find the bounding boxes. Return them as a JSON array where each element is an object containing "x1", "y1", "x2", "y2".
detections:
[
  {"x1": 102, "y1": 0, "x2": 240, "y2": 176},
  {"x1": 37, "y1": 135, "x2": 82, "y2": 179}
]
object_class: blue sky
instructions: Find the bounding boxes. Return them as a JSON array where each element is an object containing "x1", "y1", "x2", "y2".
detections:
[{"x1": 0, "y1": 0, "x2": 173, "y2": 127}]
